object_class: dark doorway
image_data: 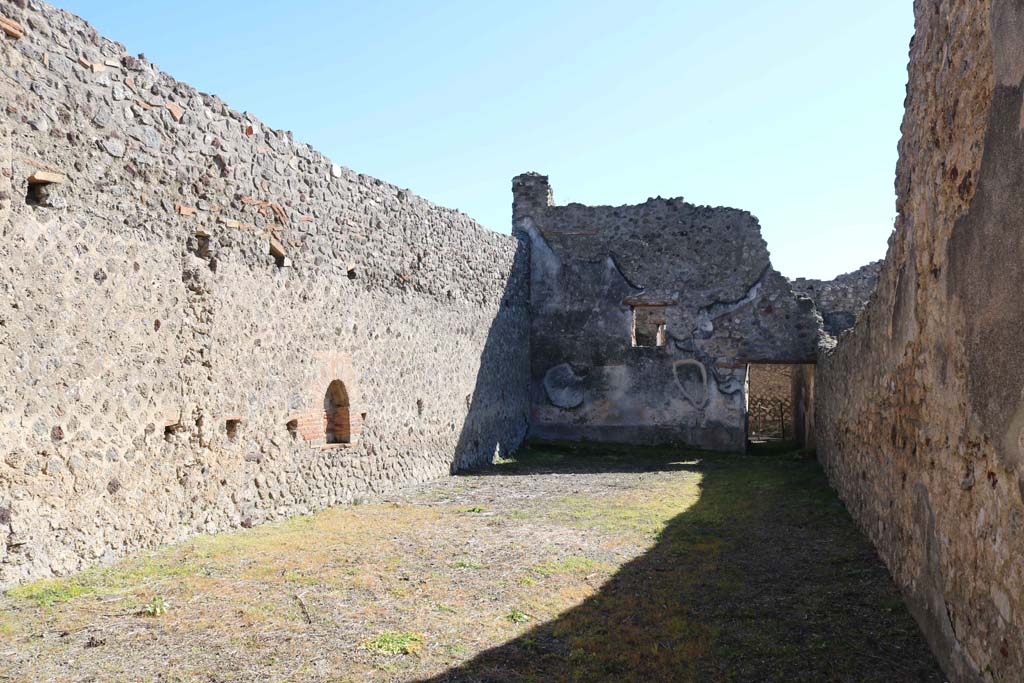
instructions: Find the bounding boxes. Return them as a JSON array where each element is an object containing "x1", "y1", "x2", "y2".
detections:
[
  {"x1": 324, "y1": 380, "x2": 351, "y2": 444},
  {"x1": 746, "y1": 363, "x2": 815, "y2": 450}
]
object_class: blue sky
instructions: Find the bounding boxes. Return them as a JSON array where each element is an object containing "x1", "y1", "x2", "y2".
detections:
[{"x1": 61, "y1": 1, "x2": 913, "y2": 279}]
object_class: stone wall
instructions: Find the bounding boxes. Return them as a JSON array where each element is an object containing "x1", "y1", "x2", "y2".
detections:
[
  {"x1": 816, "y1": 1, "x2": 1024, "y2": 680},
  {"x1": 513, "y1": 173, "x2": 822, "y2": 451},
  {"x1": 791, "y1": 364, "x2": 815, "y2": 450},
  {"x1": 790, "y1": 260, "x2": 882, "y2": 338},
  {"x1": 0, "y1": 2, "x2": 529, "y2": 587}
]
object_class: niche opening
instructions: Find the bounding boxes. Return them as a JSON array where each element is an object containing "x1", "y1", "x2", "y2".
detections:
[
  {"x1": 631, "y1": 306, "x2": 667, "y2": 348},
  {"x1": 225, "y1": 418, "x2": 241, "y2": 441},
  {"x1": 323, "y1": 380, "x2": 351, "y2": 445},
  {"x1": 25, "y1": 171, "x2": 65, "y2": 207}
]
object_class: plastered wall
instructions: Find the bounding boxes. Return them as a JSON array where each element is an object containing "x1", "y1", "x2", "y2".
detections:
[{"x1": 513, "y1": 173, "x2": 822, "y2": 452}]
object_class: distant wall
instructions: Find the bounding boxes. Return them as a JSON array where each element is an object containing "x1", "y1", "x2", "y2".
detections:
[
  {"x1": 790, "y1": 261, "x2": 881, "y2": 338},
  {"x1": 0, "y1": 2, "x2": 529, "y2": 587},
  {"x1": 817, "y1": 1, "x2": 1024, "y2": 680},
  {"x1": 513, "y1": 173, "x2": 821, "y2": 452}
]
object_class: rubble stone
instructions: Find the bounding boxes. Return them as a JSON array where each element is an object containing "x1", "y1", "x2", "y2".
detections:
[
  {"x1": 817, "y1": 2, "x2": 1024, "y2": 680},
  {"x1": 0, "y1": 1, "x2": 529, "y2": 588}
]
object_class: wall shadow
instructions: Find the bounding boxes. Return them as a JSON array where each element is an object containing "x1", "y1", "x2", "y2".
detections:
[
  {"x1": 451, "y1": 235, "x2": 532, "y2": 473},
  {"x1": 462, "y1": 439, "x2": 717, "y2": 476},
  {"x1": 418, "y1": 447, "x2": 945, "y2": 683}
]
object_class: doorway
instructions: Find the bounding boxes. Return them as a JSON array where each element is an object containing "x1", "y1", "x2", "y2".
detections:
[{"x1": 745, "y1": 363, "x2": 815, "y2": 450}]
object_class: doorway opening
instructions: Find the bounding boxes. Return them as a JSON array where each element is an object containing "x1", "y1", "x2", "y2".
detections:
[{"x1": 745, "y1": 363, "x2": 815, "y2": 452}]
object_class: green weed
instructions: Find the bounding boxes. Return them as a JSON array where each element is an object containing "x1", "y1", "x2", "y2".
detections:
[
  {"x1": 506, "y1": 608, "x2": 531, "y2": 624},
  {"x1": 365, "y1": 631, "x2": 423, "y2": 655}
]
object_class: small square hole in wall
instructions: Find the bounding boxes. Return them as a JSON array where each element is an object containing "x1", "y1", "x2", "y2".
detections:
[
  {"x1": 193, "y1": 234, "x2": 211, "y2": 259},
  {"x1": 163, "y1": 424, "x2": 178, "y2": 442},
  {"x1": 25, "y1": 182, "x2": 48, "y2": 206},
  {"x1": 347, "y1": 267, "x2": 357, "y2": 280},
  {"x1": 226, "y1": 419, "x2": 241, "y2": 441},
  {"x1": 286, "y1": 419, "x2": 299, "y2": 440},
  {"x1": 632, "y1": 306, "x2": 667, "y2": 348},
  {"x1": 25, "y1": 172, "x2": 65, "y2": 207},
  {"x1": 269, "y1": 238, "x2": 288, "y2": 269}
]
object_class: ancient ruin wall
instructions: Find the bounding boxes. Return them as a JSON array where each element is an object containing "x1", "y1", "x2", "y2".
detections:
[
  {"x1": 817, "y1": 1, "x2": 1024, "y2": 679},
  {"x1": 514, "y1": 174, "x2": 822, "y2": 451},
  {"x1": 790, "y1": 260, "x2": 882, "y2": 338},
  {"x1": 0, "y1": 2, "x2": 529, "y2": 587}
]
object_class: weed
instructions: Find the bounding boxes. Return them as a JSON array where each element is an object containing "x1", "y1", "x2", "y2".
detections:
[
  {"x1": 142, "y1": 595, "x2": 169, "y2": 616},
  {"x1": 506, "y1": 608, "x2": 531, "y2": 624},
  {"x1": 462, "y1": 506, "x2": 485, "y2": 513},
  {"x1": 365, "y1": 631, "x2": 423, "y2": 655}
]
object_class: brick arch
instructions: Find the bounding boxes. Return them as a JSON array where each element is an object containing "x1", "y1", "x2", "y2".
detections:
[{"x1": 288, "y1": 352, "x2": 366, "y2": 448}]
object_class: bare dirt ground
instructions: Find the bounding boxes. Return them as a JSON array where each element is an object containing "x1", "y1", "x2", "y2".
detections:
[{"x1": 0, "y1": 443, "x2": 944, "y2": 683}]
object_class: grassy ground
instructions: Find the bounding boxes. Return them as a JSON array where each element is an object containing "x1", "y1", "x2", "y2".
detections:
[{"x1": 0, "y1": 443, "x2": 943, "y2": 682}]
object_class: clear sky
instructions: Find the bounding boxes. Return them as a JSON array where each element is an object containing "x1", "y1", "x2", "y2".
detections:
[{"x1": 60, "y1": 1, "x2": 914, "y2": 279}]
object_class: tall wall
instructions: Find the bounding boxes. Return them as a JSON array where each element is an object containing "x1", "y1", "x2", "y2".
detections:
[
  {"x1": 817, "y1": 1, "x2": 1024, "y2": 680},
  {"x1": 0, "y1": 2, "x2": 529, "y2": 587},
  {"x1": 513, "y1": 173, "x2": 822, "y2": 451}
]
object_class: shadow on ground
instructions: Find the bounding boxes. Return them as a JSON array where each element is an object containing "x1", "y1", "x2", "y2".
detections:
[{"x1": 421, "y1": 442, "x2": 944, "y2": 683}]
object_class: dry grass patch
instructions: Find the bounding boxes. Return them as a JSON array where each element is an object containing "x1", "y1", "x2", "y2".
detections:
[{"x1": 0, "y1": 443, "x2": 942, "y2": 683}]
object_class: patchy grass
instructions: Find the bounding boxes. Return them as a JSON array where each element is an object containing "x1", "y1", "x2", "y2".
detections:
[
  {"x1": 530, "y1": 555, "x2": 606, "y2": 578},
  {"x1": 0, "y1": 443, "x2": 942, "y2": 683},
  {"x1": 365, "y1": 630, "x2": 423, "y2": 655},
  {"x1": 6, "y1": 579, "x2": 94, "y2": 607},
  {"x1": 451, "y1": 559, "x2": 484, "y2": 570}
]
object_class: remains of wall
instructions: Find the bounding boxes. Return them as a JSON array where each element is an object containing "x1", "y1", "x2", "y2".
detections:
[
  {"x1": 791, "y1": 365, "x2": 815, "y2": 450},
  {"x1": 0, "y1": 2, "x2": 529, "y2": 587},
  {"x1": 513, "y1": 174, "x2": 822, "y2": 451},
  {"x1": 790, "y1": 260, "x2": 882, "y2": 337},
  {"x1": 817, "y1": 1, "x2": 1024, "y2": 679}
]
